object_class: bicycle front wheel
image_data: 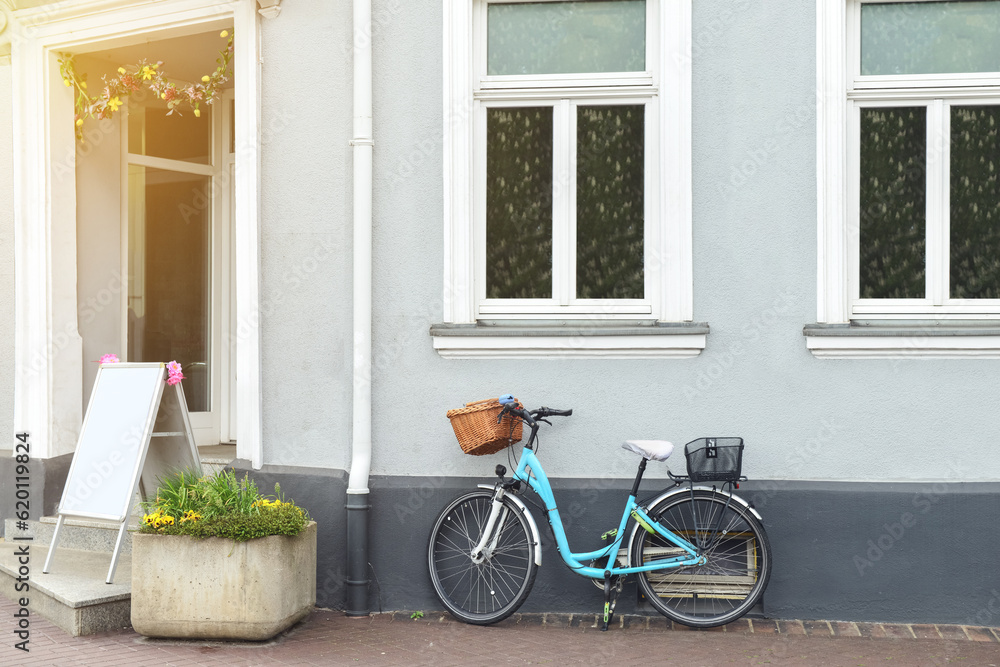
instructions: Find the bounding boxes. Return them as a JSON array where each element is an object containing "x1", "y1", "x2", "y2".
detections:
[
  {"x1": 630, "y1": 490, "x2": 771, "y2": 628},
  {"x1": 428, "y1": 490, "x2": 537, "y2": 625}
]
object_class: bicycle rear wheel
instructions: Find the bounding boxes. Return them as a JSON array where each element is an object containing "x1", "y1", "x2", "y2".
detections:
[
  {"x1": 428, "y1": 490, "x2": 537, "y2": 625},
  {"x1": 630, "y1": 490, "x2": 771, "y2": 628}
]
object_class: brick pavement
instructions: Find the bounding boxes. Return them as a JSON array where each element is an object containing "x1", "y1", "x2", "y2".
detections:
[{"x1": 3, "y1": 594, "x2": 1000, "y2": 667}]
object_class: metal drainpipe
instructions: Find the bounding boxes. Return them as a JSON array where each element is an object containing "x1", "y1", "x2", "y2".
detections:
[{"x1": 346, "y1": 0, "x2": 373, "y2": 617}]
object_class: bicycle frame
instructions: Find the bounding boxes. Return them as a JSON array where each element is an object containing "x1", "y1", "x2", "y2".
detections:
[{"x1": 501, "y1": 446, "x2": 704, "y2": 578}]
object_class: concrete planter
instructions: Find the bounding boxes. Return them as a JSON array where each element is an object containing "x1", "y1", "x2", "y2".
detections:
[{"x1": 131, "y1": 521, "x2": 316, "y2": 640}]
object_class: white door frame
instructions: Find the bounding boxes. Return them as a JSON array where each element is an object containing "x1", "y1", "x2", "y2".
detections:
[{"x1": 12, "y1": 0, "x2": 264, "y2": 467}]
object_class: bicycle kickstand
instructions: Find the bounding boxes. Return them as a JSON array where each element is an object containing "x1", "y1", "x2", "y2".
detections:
[{"x1": 601, "y1": 571, "x2": 613, "y2": 631}]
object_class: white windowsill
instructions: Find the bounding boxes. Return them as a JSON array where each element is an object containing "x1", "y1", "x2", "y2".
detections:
[
  {"x1": 430, "y1": 322, "x2": 709, "y2": 359},
  {"x1": 804, "y1": 323, "x2": 1000, "y2": 359}
]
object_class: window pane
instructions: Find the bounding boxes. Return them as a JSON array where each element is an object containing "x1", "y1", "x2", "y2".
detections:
[
  {"x1": 859, "y1": 107, "x2": 926, "y2": 299},
  {"x1": 486, "y1": 107, "x2": 553, "y2": 299},
  {"x1": 951, "y1": 105, "x2": 1000, "y2": 298},
  {"x1": 128, "y1": 103, "x2": 211, "y2": 164},
  {"x1": 127, "y1": 166, "x2": 212, "y2": 412},
  {"x1": 576, "y1": 105, "x2": 644, "y2": 299},
  {"x1": 488, "y1": 1, "x2": 645, "y2": 75},
  {"x1": 861, "y1": 1, "x2": 1000, "y2": 75}
]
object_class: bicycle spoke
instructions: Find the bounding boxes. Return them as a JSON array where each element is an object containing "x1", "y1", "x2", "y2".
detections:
[
  {"x1": 429, "y1": 492, "x2": 537, "y2": 624},
  {"x1": 633, "y1": 492, "x2": 771, "y2": 628}
]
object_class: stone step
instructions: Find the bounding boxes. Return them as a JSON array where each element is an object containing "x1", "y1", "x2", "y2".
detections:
[
  {"x1": 0, "y1": 541, "x2": 132, "y2": 636},
  {"x1": 5, "y1": 515, "x2": 141, "y2": 554},
  {"x1": 0, "y1": 445, "x2": 236, "y2": 637}
]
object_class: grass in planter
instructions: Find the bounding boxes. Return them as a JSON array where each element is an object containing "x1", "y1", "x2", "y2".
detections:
[{"x1": 140, "y1": 469, "x2": 309, "y2": 541}]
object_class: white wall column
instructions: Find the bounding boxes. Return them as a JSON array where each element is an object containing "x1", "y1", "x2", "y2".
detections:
[
  {"x1": 13, "y1": 28, "x2": 83, "y2": 459},
  {"x1": 234, "y1": 0, "x2": 264, "y2": 469}
]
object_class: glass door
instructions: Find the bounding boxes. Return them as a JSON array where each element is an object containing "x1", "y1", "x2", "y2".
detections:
[{"x1": 124, "y1": 99, "x2": 230, "y2": 444}]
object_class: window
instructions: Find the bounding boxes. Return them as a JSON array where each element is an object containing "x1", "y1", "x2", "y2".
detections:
[
  {"x1": 810, "y1": 0, "x2": 1000, "y2": 357},
  {"x1": 437, "y1": 0, "x2": 703, "y2": 358}
]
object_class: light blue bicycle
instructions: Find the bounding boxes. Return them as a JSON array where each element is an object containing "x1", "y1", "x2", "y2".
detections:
[{"x1": 427, "y1": 396, "x2": 772, "y2": 629}]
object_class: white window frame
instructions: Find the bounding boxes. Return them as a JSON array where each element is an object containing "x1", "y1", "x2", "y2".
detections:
[
  {"x1": 475, "y1": 96, "x2": 659, "y2": 318},
  {"x1": 438, "y1": 0, "x2": 700, "y2": 358},
  {"x1": 810, "y1": 0, "x2": 1000, "y2": 357},
  {"x1": 11, "y1": 0, "x2": 265, "y2": 462}
]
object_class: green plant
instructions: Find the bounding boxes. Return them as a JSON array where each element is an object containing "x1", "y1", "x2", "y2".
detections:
[
  {"x1": 140, "y1": 469, "x2": 309, "y2": 541},
  {"x1": 410, "y1": 611, "x2": 424, "y2": 620}
]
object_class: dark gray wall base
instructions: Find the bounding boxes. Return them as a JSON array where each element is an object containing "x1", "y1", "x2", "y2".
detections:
[
  {"x1": 229, "y1": 459, "x2": 348, "y2": 611},
  {"x1": 366, "y1": 475, "x2": 1000, "y2": 625},
  {"x1": 25, "y1": 458, "x2": 998, "y2": 625},
  {"x1": 0, "y1": 451, "x2": 73, "y2": 537},
  {"x1": 741, "y1": 479, "x2": 1000, "y2": 625}
]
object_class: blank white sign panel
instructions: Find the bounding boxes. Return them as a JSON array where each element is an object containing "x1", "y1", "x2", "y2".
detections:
[{"x1": 57, "y1": 364, "x2": 164, "y2": 519}]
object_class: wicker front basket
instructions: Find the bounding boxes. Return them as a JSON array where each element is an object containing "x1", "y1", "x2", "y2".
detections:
[{"x1": 447, "y1": 397, "x2": 523, "y2": 456}]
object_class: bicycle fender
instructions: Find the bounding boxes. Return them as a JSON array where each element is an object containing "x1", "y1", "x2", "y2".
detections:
[
  {"x1": 625, "y1": 486, "x2": 762, "y2": 567},
  {"x1": 478, "y1": 484, "x2": 542, "y2": 567},
  {"x1": 643, "y1": 486, "x2": 762, "y2": 521}
]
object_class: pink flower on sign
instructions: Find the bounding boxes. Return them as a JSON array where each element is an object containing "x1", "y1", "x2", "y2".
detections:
[
  {"x1": 165, "y1": 360, "x2": 185, "y2": 386},
  {"x1": 98, "y1": 353, "x2": 119, "y2": 364}
]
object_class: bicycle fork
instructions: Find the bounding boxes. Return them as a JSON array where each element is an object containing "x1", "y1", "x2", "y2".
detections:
[{"x1": 470, "y1": 488, "x2": 510, "y2": 564}]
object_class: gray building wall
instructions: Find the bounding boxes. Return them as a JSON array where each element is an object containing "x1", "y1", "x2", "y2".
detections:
[
  {"x1": 354, "y1": 0, "x2": 996, "y2": 484},
  {"x1": 259, "y1": 0, "x2": 353, "y2": 471},
  {"x1": 2, "y1": 0, "x2": 999, "y2": 624}
]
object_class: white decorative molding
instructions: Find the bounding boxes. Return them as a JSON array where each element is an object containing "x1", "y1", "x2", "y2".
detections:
[
  {"x1": 432, "y1": 333, "x2": 707, "y2": 359},
  {"x1": 805, "y1": 335, "x2": 1000, "y2": 359},
  {"x1": 816, "y1": 0, "x2": 849, "y2": 324},
  {"x1": 257, "y1": 0, "x2": 281, "y2": 18},
  {"x1": 232, "y1": 0, "x2": 264, "y2": 469}
]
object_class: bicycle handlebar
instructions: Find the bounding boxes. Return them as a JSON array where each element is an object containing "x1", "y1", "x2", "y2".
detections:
[
  {"x1": 536, "y1": 407, "x2": 573, "y2": 419},
  {"x1": 497, "y1": 398, "x2": 573, "y2": 428}
]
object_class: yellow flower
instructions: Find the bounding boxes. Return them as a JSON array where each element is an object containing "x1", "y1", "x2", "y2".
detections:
[
  {"x1": 140, "y1": 66, "x2": 154, "y2": 81},
  {"x1": 161, "y1": 93, "x2": 166, "y2": 100},
  {"x1": 117, "y1": 67, "x2": 126, "y2": 75},
  {"x1": 63, "y1": 79, "x2": 71, "y2": 87},
  {"x1": 193, "y1": 108, "x2": 201, "y2": 118},
  {"x1": 76, "y1": 118, "x2": 84, "y2": 127},
  {"x1": 201, "y1": 75, "x2": 211, "y2": 83},
  {"x1": 80, "y1": 81, "x2": 87, "y2": 89},
  {"x1": 107, "y1": 97, "x2": 122, "y2": 112},
  {"x1": 220, "y1": 30, "x2": 229, "y2": 38}
]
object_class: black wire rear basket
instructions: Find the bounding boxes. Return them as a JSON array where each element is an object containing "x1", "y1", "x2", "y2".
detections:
[{"x1": 684, "y1": 438, "x2": 744, "y2": 482}]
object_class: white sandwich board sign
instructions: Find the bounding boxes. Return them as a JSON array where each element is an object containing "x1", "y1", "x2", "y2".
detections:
[{"x1": 42, "y1": 362, "x2": 202, "y2": 583}]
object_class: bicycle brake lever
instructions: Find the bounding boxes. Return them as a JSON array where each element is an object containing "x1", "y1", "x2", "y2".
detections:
[
  {"x1": 537, "y1": 418, "x2": 552, "y2": 426},
  {"x1": 496, "y1": 405, "x2": 512, "y2": 425}
]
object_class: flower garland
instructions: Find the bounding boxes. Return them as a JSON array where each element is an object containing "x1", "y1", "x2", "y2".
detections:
[
  {"x1": 96, "y1": 354, "x2": 185, "y2": 386},
  {"x1": 58, "y1": 29, "x2": 233, "y2": 141}
]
